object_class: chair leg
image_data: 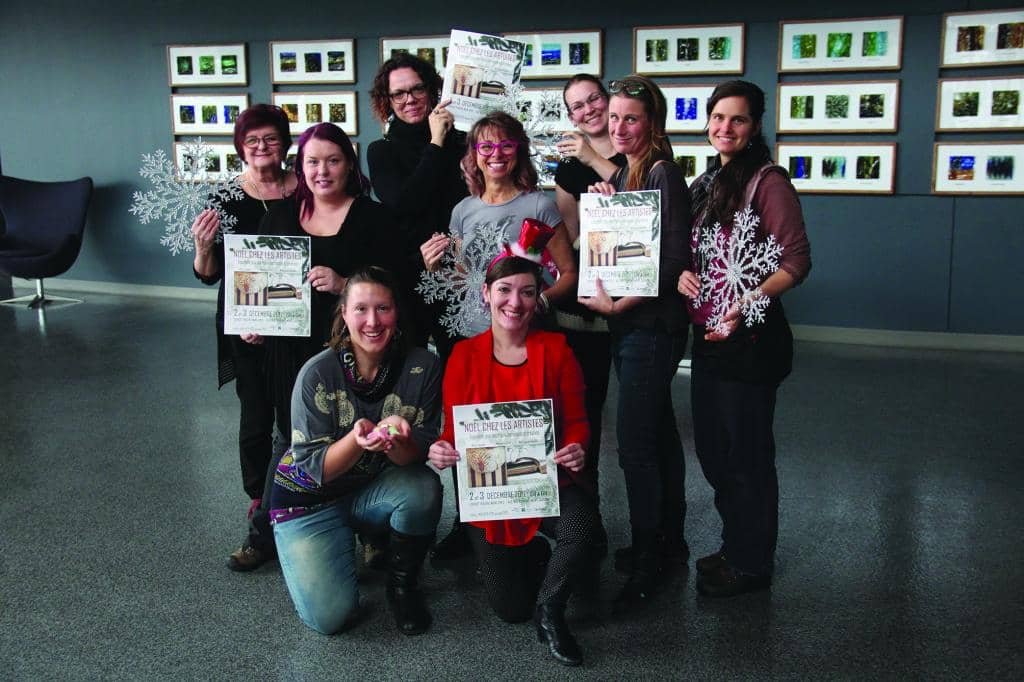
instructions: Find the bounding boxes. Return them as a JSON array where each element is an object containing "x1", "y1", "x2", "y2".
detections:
[{"x1": 0, "y1": 278, "x2": 82, "y2": 308}]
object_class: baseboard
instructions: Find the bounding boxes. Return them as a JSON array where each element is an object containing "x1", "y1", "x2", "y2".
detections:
[
  {"x1": 11, "y1": 278, "x2": 1022, "y2": 352},
  {"x1": 12, "y1": 277, "x2": 217, "y2": 302}
]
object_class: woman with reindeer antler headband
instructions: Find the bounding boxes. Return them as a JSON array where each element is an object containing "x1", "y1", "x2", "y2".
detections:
[{"x1": 428, "y1": 224, "x2": 599, "y2": 667}]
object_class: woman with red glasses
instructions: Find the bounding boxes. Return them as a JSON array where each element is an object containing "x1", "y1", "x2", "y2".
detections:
[{"x1": 421, "y1": 111, "x2": 578, "y2": 561}]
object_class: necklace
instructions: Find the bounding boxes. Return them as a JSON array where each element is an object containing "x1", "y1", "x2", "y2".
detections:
[{"x1": 245, "y1": 173, "x2": 286, "y2": 211}]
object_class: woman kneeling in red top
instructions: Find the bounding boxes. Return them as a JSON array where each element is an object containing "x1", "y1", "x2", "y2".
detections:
[{"x1": 428, "y1": 255, "x2": 599, "y2": 667}]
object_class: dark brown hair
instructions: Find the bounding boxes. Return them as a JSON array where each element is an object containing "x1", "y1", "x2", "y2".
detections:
[
  {"x1": 561, "y1": 73, "x2": 609, "y2": 116},
  {"x1": 610, "y1": 75, "x2": 673, "y2": 191},
  {"x1": 484, "y1": 255, "x2": 543, "y2": 289},
  {"x1": 328, "y1": 266, "x2": 409, "y2": 353},
  {"x1": 369, "y1": 53, "x2": 443, "y2": 123}
]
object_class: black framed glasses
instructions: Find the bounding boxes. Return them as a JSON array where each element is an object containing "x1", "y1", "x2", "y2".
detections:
[
  {"x1": 567, "y1": 91, "x2": 606, "y2": 114},
  {"x1": 474, "y1": 140, "x2": 520, "y2": 156},
  {"x1": 243, "y1": 134, "x2": 282, "y2": 148},
  {"x1": 388, "y1": 84, "x2": 428, "y2": 103},
  {"x1": 608, "y1": 80, "x2": 647, "y2": 97}
]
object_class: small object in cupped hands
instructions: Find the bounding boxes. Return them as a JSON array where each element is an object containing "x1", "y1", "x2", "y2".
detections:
[{"x1": 364, "y1": 422, "x2": 401, "y2": 449}]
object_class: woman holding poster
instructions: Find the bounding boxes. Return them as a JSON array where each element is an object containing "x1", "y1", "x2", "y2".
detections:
[
  {"x1": 190, "y1": 103, "x2": 296, "y2": 572},
  {"x1": 676, "y1": 80, "x2": 810, "y2": 598},
  {"x1": 577, "y1": 75, "x2": 692, "y2": 611},
  {"x1": 428, "y1": 255, "x2": 599, "y2": 667},
  {"x1": 270, "y1": 267, "x2": 442, "y2": 636}
]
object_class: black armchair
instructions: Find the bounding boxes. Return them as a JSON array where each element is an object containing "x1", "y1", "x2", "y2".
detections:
[{"x1": 0, "y1": 175, "x2": 93, "y2": 308}]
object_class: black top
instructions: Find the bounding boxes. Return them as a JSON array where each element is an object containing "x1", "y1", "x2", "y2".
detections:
[
  {"x1": 193, "y1": 191, "x2": 283, "y2": 387},
  {"x1": 554, "y1": 153, "x2": 627, "y2": 200},
  {"x1": 366, "y1": 117, "x2": 468, "y2": 272},
  {"x1": 258, "y1": 195, "x2": 401, "y2": 433}
]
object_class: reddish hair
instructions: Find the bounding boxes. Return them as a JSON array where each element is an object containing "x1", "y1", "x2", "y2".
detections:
[
  {"x1": 369, "y1": 53, "x2": 442, "y2": 123},
  {"x1": 460, "y1": 111, "x2": 538, "y2": 197},
  {"x1": 293, "y1": 123, "x2": 369, "y2": 220},
  {"x1": 232, "y1": 103, "x2": 292, "y2": 158}
]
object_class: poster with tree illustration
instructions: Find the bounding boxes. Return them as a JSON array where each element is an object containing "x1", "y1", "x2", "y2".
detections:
[
  {"x1": 224, "y1": 235, "x2": 311, "y2": 336},
  {"x1": 578, "y1": 190, "x2": 661, "y2": 297},
  {"x1": 442, "y1": 29, "x2": 526, "y2": 131},
  {"x1": 453, "y1": 399, "x2": 559, "y2": 522}
]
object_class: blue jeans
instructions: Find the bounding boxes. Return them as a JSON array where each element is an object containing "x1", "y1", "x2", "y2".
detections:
[
  {"x1": 273, "y1": 464, "x2": 441, "y2": 635},
  {"x1": 611, "y1": 325, "x2": 688, "y2": 541}
]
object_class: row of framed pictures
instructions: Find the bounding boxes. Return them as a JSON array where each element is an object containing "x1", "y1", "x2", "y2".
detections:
[
  {"x1": 170, "y1": 92, "x2": 358, "y2": 137},
  {"x1": 169, "y1": 40, "x2": 357, "y2": 86}
]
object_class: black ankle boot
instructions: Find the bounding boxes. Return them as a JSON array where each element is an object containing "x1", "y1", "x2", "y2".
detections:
[
  {"x1": 386, "y1": 530, "x2": 433, "y2": 635},
  {"x1": 613, "y1": 530, "x2": 662, "y2": 612},
  {"x1": 534, "y1": 603, "x2": 582, "y2": 666},
  {"x1": 430, "y1": 519, "x2": 471, "y2": 561}
]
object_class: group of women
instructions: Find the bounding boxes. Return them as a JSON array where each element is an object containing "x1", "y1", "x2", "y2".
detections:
[{"x1": 191, "y1": 52, "x2": 810, "y2": 666}]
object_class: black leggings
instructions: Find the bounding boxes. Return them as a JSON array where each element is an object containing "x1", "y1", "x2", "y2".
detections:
[{"x1": 467, "y1": 485, "x2": 601, "y2": 622}]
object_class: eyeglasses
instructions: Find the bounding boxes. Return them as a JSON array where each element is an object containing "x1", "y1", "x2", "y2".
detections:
[
  {"x1": 243, "y1": 134, "x2": 282, "y2": 148},
  {"x1": 388, "y1": 84, "x2": 428, "y2": 103},
  {"x1": 608, "y1": 80, "x2": 647, "y2": 97},
  {"x1": 474, "y1": 140, "x2": 520, "y2": 156},
  {"x1": 567, "y1": 91, "x2": 606, "y2": 114}
]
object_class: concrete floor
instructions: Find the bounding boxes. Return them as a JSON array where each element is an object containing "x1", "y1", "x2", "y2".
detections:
[{"x1": 1, "y1": 290, "x2": 1022, "y2": 679}]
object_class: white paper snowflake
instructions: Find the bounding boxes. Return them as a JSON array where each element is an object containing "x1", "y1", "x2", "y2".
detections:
[
  {"x1": 415, "y1": 220, "x2": 511, "y2": 338},
  {"x1": 492, "y1": 83, "x2": 563, "y2": 187},
  {"x1": 693, "y1": 206, "x2": 783, "y2": 332},
  {"x1": 129, "y1": 138, "x2": 244, "y2": 255}
]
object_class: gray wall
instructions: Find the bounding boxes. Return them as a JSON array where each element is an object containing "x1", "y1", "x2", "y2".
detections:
[{"x1": 1, "y1": 0, "x2": 1021, "y2": 334}]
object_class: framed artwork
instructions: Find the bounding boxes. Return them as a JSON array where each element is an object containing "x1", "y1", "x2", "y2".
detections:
[
  {"x1": 777, "y1": 80, "x2": 899, "y2": 133},
  {"x1": 940, "y1": 9, "x2": 1024, "y2": 67},
  {"x1": 932, "y1": 141, "x2": 1024, "y2": 194},
  {"x1": 663, "y1": 84, "x2": 716, "y2": 133},
  {"x1": 778, "y1": 17, "x2": 903, "y2": 72},
  {"x1": 272, "y1": 91, "x2": 358, "y2": 136},
  {"x1": 167, "y1": 44, "x2": 247, "y2": 87},
  {"x1": 518, "y1": 88, "x2": 572, "y2": 130},
  {"x1": 171, "y1": 93, "x2": 249, "y2": 136},
  {"x1": 380, "y1": 35, "x2": 450, "y2": 70},
  {"x1": 173, "y1": 141, "x2": 244, "y2": 181},
  {"x1": 532, "y1": 142, "x2": 561, "y2": 190},
  {"x1": 936, "y1": 76, "x2": 1024, "y2": 131},
  {"x1": 671, "y1": 143, "x2": 717, "y2": 187},
  {"x1": 502, "y1": 30, "x2": 602, "y2": 79},
  {"x1": 633, "y1": 23, "x2": 744, "y2": 75},
  {"x1": 776, "y1": 143, "x2": 896, "y2": 194},
  {"x1": 270, "y1": 39, "x2": 355, "y2": 84}
]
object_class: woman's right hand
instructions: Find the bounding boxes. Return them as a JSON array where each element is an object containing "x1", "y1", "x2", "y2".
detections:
[
  {"x1": 240, "y1": 332, "x2": 264, "y2": 345},
  {"x1": 420, "y1": 232, "x2": 450, "y2": 272},
  {"x1": 588, "y1": 181, "x2": 616, "y2": 197},
  {"x1": 191, "y1": 209, "x2": 220, "y2": 255},
  {"x1": 677, "y1": 270, "x2": 701, "y2": 299},
  {"x1": 556, "y1": 132, "x2": 597, "y2": 166},
  {"x1": 428, "y1": 440, "x2": 460, "y2": 469}
]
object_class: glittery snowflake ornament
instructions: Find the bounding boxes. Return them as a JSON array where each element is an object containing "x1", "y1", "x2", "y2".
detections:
[
  {"x1": 129, "y1": 138, "x2": 244, "y2": 255},
  {"x1": 415, "y1": 220, "x2": 511, "y2": 338},
  {"x1": 494, "y1": 84, "x2": 562, "y2": 186},
  {"x1": 693, "y1": 206, "x2": 783, "y2": 332}
]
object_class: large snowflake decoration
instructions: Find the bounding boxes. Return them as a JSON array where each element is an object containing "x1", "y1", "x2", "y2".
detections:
[
  {"x1": 493, "y1": 84, "x2": 563, "y2": 187},
  {"x1": 693, "y1": 206, "x2": 783, "y2": 332},
  {"x1": 415, "y1": 220, "x2": 511, "y2": 338},
  {"x1": 129, "y1": 138, "x2": 244, "y2": 255}
]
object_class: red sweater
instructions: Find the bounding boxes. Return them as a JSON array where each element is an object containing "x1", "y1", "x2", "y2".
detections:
[{"x1": 440, "y1": 329, "x2": 591, "y2": 545}]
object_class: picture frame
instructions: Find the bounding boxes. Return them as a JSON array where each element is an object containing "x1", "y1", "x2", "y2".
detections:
[
  {"x1": 380, "y1": 35, "x2": 450, "y2": 70},
  {"x1": 936, "y1": 76, "x2": 1024, "y2": 131},
  {"x1": 167, "y1": 43, "x2": 247, "y2": 87},
  {"x1": 940, "y1": 9, "x2": 1024, "y2": 68},
  {"x1": 663, "y1": 84, "x2": 717, "y2": 133},
  {"x1": 502, "y1": 29, "x2": 603, "y2": 79},
  {"x1": 173, "y1": 141, "x2": 245, "y2": 181},
  {"x1": 932, "y1": 141, "x2": 1024, "y2": 194},
  {"x1": 778, "y1": 16, "x2": 903, "y2": 72},
  {"x1": 671, "y1": 143, "x2": 718, "y2": 187},
  {"x1": 776, "y1": 143, "x2": 896, "y2": 194},
  {"x1": 272, "y1": 91, "x2": 358, "y2": 136},
  {"x1": 633, "y1": 23, "x2": 744, "y2": 75},
  {"x1": 776, "y1": 80, "x2": 899, "y2": 133},
  {"x1": 518, "y1": 88, "x2": 572, "y2": 130},
  {"x1": 270, "y1": 39, "x2": 355, "y2": 84},
  {"x1": 171, "y1": 93, "x2": 250, "y2": 136}
]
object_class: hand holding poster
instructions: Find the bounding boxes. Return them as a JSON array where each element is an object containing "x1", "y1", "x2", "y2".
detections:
[
  {"x1": 578, "y1": 190, "x2": 661, "y2": 297},
  {"x1": 442, "y1": 29, "x2": 526, "y2": 131},
  {"x1": 453, "y1": 399, "x2": 560, "y2": 522},
  {"x1": 224, "y1": 234, "x2": 311, "y2": 337}
]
